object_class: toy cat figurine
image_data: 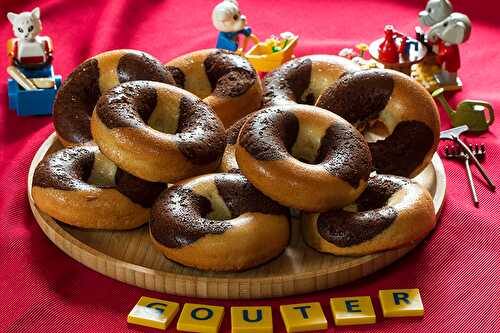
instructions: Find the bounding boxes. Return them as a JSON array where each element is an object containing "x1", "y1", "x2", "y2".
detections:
[
  {"x1": 7, "y1": 7, "x2": 53, "y2": 69},
  {"x1": 212, "y1": 0, "x2": 252, "y2": 51}
]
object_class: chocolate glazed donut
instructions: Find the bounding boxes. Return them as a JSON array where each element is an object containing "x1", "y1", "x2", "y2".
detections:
[
  {"x1": 91, "y1": 81, "x2": 226, "y2": 183},
  {"x1": 54, "y1": 49, "x2": 175, "y2": 146},
  {"x1": 235, "y1": 105, "x2": 372, "y2": 212},
  {"x1": 262, "y1": 55, "x2": 359, "y2": 107},
  {"x1": 165, "y1": 49, "x2": 263, "y2": 128},
  {"x1": 149, "y1": 173, "x2": 290, "y2": 271},
  {"x1": 32, "y1": 146, "x2": 166, "y2": 230},
  {"x1": 316, "y1": 69, "x2": 440, "y2": 177},
  {"x1": 302, "y1": 174, "x2": 436, "y2": 256}
]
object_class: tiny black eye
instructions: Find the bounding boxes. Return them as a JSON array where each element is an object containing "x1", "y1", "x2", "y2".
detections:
[
  {"x1": 428, "y1": 8, "x2": 432, "y2": 13},
  {"x1": 18, "y1": 27, "x2": 24, "y2": 33},
  {"x1": 28, "y1": 25, "x2": 33, "y2": 32},
  {"x1": 233, "y1": 14, "x2": 238, "y2": 20},
  {"x1": 443, "y1": 22, "x2": 448, "y2": 27}
]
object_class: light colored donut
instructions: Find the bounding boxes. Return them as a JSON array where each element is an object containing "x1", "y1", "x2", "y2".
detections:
[
  {"x1": 165, "y1": 49, "x2": 263, "y2": 127},
  {"x1": 53, "y1": 49, "x2": 175, "y2": 146},
  {"x1": 235, "y1": 105, "x2": 372, "y2": 212},
  {"x1": 302, "y1": 174, "x2": 436, "y2": 256},
  {"x1": 91, "y1": 81, "x2": 226, "y2": 183},
  {"x1": 262, "y1": 54, "x2": 359, "y2": 107},
  {"x1": 149, "y1": 173, "x2": 290, "y2": 271},
  {"x1": 316, "y1": 69, "x2": 440, "y2": 177},
  {"x1": 32, "y1": 145, "x2": 166, "y2": 229}
]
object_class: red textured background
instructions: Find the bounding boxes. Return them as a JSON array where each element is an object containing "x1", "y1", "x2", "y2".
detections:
[{"x1": 1, "y1": 0, "x2": 499, "y2": 332}]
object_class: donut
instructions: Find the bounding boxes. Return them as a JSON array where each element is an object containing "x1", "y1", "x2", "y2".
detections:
[
  {"x1": 54, "y1": 49, "x2": 175, "y2": 146},
  {"x1": 91, "y1": 81, "x2": 226, "y2": 183},
  {"x1": 149, "y1": 173, "x2": 290, "y2": 271},
  {"x1": 316, "y1": 69, "x2": 440, "y2": 177},
  {"x1": 32, "y1": 145, "x2": 166, "y2": 229},
  {"x1": 302, "y1": 174, "x2": 436, "y2": 256},
  {"x1": 165, "y1": 49, "x2": 263, "y2": 127},
  {"x1": 262, "y1": 55, "x2": 359, "y2": 107},
  {"x1": 219, "y1": 112, "x2": 256, "y2": 173},
  {"x1": 235, "y1": 105, "x2": 372, "y2": 212}
]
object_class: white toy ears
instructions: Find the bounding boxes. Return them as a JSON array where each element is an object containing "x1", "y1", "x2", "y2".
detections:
[
  {"x1": 31, "y1": 7, "x2": 41, "y2": 19},
  {"x1": 444, "y1": 21, "x2": 467, "y2": 44},
  {"x1": 6, "y1": 12, "x2": 17, "y2": 24}
]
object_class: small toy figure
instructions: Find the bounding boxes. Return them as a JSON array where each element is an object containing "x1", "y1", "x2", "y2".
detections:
[
  {"x1": 418, "y1": 0, "x2": 471, "y2": 87},
  {"x1": 244, "y1": 32, "x2": 298, "y2": 72},
  {"x1": 428, "y1": 13, "x2": 471, "y2": 86},
  {"x1": 7, "y1": 8, "x2": 52, "y2": 69},
  {"x1": 433, "y1": 88, "x2": 494, "y2": 132},
  {"x1": 6, "y1": 7, "x2": 61, "y2": 116},
  {"x1": 378, "y1": 25, "x2": 400, "y2": 63},
  {"x1": 212, "y1": 0, "x2": 252, "y2": 52}
]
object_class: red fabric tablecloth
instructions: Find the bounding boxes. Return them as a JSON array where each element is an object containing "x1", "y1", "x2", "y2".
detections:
[{"x1": 1, "y1": 1, "x2": 499, "y2": 332}]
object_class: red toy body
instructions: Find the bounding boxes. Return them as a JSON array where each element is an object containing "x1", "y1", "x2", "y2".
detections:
[
  {"x1": 435, "y1": 40, "x2": 460, "y2": 72},
  {"x1": 378, "y1": 25, "x2": 399, "y2": 63}
]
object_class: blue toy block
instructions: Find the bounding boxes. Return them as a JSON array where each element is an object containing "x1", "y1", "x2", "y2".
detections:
[{"x1": 7, "y1": 65, "x2": 61, "y2": 117}]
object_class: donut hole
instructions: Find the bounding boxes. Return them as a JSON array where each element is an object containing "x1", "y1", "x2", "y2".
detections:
[
  {"x1": 289, "y1": 127, "x2": 323, "y2": 164},
  {"x1": 194, "y1": 187, "x2": 232, "y2": 221},
  {"x1": 86, "y1": 152, "x2": 117, "y2": 186},
  {"x1": 146, "y1": 94, "x2": 181, "y2": 134}
]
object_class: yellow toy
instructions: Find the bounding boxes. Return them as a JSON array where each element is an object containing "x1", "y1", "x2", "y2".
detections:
[
  {"x1": 177, "y1": 303, "x2": 225, "y2": 333},
  {"x1": 240, "y1": 32, "x2": 299, "y2": 72},
  {"x1": 280, "y1": 302, "x2": 328, "y2": 332},
  {"x1": 330, "y1": 296, "x2": 376, "y2": 326},
  {"x1": 127, "y1": 296, "x2": 180, "y2": 330},
  {"x1": 231, "y1": 306, "x2": 273, "y2": 333},
  {"x1": 379, "y1": 289, "x2": 425, "y2": 318}
]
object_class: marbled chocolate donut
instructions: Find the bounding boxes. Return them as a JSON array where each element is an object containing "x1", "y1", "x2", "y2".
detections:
[
  {"x1": 219, "y1": 112, "x2": 256, "y2": 173},
  {"x1": 262, "y1": 55, "x2": 359, "y2": 107},
  {"x1": 165, "y1": 49, "x2": 262, "y2": 128},
  {"x1": 302, "y1": 174, "x2": 436, "y2": 256},
  {"x1": 316, "y1": 69, "x2": 440, "y2": 177},
  {"x1": 32, "y1": 145, "x2": 166, "y2": 229},
  {"x1": 235, "y1": 105, "x2": 372, "y2": 212},
  {"x1": 91, "y1": 81, "x2": 226, "y2": 183},
  {"x1": 54, "y1": 49, "x2": 175, "y2": 146},
  {"x1": 149, "y1": 173, "x2": 290, "y2": 271}
]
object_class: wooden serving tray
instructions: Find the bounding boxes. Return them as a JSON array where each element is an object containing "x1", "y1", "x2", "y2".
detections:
[{"x1": 28, "y1": 133, "x2": 446, "y2": 299}]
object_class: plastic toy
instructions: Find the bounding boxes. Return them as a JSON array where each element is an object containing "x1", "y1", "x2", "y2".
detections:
[
  {"x1": 440, "y1": 125, "x2": 496, "y2": 191},
  {"x1": 176, "y1": 303, "x2": 224, "y2": 333},
  {"x1": 231, "y1": 306, "x2": 273, "y2": 333},
  {"x1": 369, "y1": 25, "x2": 427, "y2": 75},
  {"x1": 445, "y1": 144, "x2": 485, "y2": 207},
  {"x1": 330, "y1": 297, "x2": 376, "y2": 326},
  {"x1": 379, "y1": 289, "x2": 424, "y2": 318},
  {"x1": 413, "y1": 0, "x2": 471, "y2": 90},
  {"x1": 127, "y1": 296, "x2": 180, "y2": 330},
  {"x1": 6, "y1": 7, "x2": 61, "y2": 116},
  {"x1": 280, "y1": 302, "x2": 328, "y2": 332},
  {"x1": 212, "y1": 0, "x2": 253, "y2": 52},
  {"x1": 433, "y1": 88, "x2": 494, "y2": 132},
  {"x1": 244, "y1": 32, "x2": 299, "y2": 72},
  {"x1": 378, "y1": 25, "x2": 400, "y2": 63}
]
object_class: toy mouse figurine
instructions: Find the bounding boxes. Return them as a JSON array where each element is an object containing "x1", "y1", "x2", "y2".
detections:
[
  {"x1": 7, "y1": 7, "x2": 53, "y2": 69},
  {"x1": 212, "y1": 0, "x2": 252, "y2": 52},
  {"x1": 429, "y1": 13, "x2": 471, "y2": 85},
  {"x1": 418, "y1": 0, "x2": 471, "y2": 86}
]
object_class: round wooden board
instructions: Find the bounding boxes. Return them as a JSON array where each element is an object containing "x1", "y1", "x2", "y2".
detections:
[{"x1": 28, "y1": 133, "x2": 446, "y2": 299}]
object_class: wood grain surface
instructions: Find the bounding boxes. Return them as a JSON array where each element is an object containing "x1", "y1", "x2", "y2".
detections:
[{"x1": 28, "y1": 133, "x2": 446, "y2": 299}]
